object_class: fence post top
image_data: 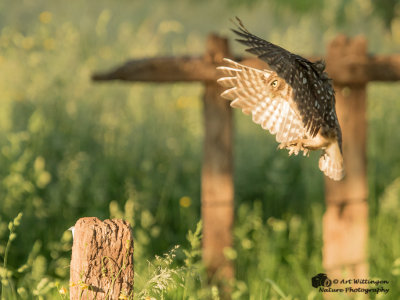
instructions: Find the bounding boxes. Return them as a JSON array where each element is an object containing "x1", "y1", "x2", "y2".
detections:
[
  {"x1": 327, "y1": 35, "x2": 368, "y2": 58},
  {"x1": 205, "y1": 33, "x2": 230, "y2": 63},
  {"x1": 73, "y1": 217, "x2": 132, "y2": 233}
]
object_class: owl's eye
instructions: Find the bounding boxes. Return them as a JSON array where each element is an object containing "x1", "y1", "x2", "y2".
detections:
[{"x1": 271, "y1": 80, "x2": 278, "y2": 87}]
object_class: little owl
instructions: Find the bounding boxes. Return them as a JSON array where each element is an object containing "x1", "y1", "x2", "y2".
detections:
[{"x1": 217, "y1": 18, "x2": 344, "y2": 180}]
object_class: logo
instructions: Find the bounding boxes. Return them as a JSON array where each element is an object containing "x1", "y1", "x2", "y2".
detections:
[
  {"x1": 311, "y1": 273, "x2": 332, "y2": 288},
  {"x1": 310, "y1": 273, "x2": 390, "y2": 295}
]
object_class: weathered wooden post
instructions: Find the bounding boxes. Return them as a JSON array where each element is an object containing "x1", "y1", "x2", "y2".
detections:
[
  {"x1": 202, "y1": 34, "x2": 234, "y2": 282},
  {"x1": 324, "y1": 36, "x2": 369, "y2": 283},
  {"x1": 91, "y1": 34, "x2": 235, "y2": 286},
  {"x1": 70, "y1": 217, "x2": 134, "y2": 300}
]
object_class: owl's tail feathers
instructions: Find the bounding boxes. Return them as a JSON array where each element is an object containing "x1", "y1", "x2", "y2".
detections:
[{"x1": 319, "y1": 141, "x2": 345, "y2": 181}]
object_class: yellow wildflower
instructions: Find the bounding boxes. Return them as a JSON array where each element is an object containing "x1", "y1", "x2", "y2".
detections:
[
  {"x1": 39, "y1": 11, "x2": 52, "y2": 24},
  {"x1": 179, "y1": 196, "x2": 191, "y2": 208}
]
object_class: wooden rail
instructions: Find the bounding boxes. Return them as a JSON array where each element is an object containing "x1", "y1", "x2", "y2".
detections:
[{"x1": 92, "y1": 49, "x2": 400, "y2": 85}]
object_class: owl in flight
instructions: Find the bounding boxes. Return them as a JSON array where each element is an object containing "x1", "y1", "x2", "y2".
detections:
[{"x1": 217, "y1": 18, "x2": 344, "y2": 180}]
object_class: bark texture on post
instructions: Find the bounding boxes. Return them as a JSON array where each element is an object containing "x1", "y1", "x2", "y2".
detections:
[
  {"x1": 70, "y1": 217, "x2": 134, "y2": 300},
  {"x1": 323, "y1": 36, "x2": 369, "y2": 285},
  {"x1": 202, "y1": 34, "x2": 234, "y2": 282}
]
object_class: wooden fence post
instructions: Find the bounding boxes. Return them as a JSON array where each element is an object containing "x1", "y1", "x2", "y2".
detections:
[
  {"x1": 323, "y1": 36, "x2": 369, "y2": 284},
  {"x1": 202, "y1": 34, "x2": 234, "y2": 282},
  {"x1": 70, "y1": 217, "x2": 134, "y2": 300}
]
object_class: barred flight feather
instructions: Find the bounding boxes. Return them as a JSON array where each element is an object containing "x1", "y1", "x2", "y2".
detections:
[{"x1": 217, "y1": 58, "x2": 307, "y2": 144}]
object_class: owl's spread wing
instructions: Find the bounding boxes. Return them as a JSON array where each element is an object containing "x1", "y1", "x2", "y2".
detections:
[
  {"x1": 217, "y1": 58, "x2": 307, "y2": 143},
  {"x1": 232, "y1": 18, "x2": 329, "y2": 137}
]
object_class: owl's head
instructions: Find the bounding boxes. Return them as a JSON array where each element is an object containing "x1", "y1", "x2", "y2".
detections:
[{"x1": 263, "y1": 71, "x2": 291, "y2": 98}]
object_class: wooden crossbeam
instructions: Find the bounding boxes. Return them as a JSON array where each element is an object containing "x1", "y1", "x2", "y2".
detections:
[
  {"x1": 92, "y1": 53, "x2": 400, "y2": 85},
  {"x1": 92, "y1": 56, "x2": 219, "y2": 82}
]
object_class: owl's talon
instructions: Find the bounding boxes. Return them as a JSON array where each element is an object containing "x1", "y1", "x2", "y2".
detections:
[
  {"x1": 282, "y1": 140, "x2": 312, "y2": 157},
  {"x1": 287, "y1": 145, "x2": 299, "y2": 156},
  {"x1": 278, "y1": 143, "x2": 287, "y2": 150}
]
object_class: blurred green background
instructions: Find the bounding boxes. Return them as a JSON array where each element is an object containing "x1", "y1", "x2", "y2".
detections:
[{"x1": 0, "y1": 0, "x2": 400, "y2": 299}]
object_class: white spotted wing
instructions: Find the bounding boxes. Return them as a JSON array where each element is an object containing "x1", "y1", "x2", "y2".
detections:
[{"x1": 217, "y1": 58, "x2": 307, "y2": 144}]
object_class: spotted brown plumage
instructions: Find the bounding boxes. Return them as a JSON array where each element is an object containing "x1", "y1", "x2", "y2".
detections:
[{"x1": 217, "y1": 19, "x2": 344, "y2": 180}]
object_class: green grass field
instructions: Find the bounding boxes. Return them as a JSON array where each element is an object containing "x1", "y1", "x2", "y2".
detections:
[{"x1": 0, "y1": 0, "x2": 400, "y2": 299}]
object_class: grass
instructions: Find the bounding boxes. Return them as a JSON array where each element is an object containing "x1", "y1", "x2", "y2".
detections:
[{"x1": 0, "y1": 0, "x2": 399, "y2": 299}]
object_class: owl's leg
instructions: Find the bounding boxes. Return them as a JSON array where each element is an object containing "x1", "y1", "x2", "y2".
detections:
[{"x1": 302, "y1": 136, "x2": 330, "y2": 150}]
